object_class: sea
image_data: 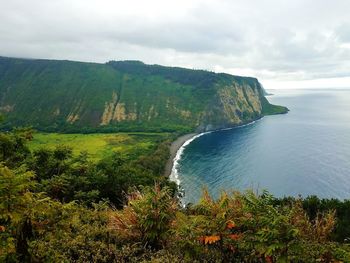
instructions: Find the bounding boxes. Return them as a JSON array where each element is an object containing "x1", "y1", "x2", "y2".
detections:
[{"x1": 173, "y1": 89, "x2": 350, "y2": 204}]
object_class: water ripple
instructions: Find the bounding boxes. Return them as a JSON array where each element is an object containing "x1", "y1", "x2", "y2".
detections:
[{"x1": 178, "y1": 89, "x2": 350, "y2": 204}]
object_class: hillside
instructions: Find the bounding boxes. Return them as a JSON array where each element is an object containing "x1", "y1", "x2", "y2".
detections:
[
  {"x1": 1, "y1": 115, "x2": 350, "y2": 263},
  {"x1": 0, "y1": 57, "x2": 287, "y2": 132}
]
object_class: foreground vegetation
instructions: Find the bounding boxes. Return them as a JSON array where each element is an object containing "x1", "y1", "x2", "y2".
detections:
[{"x1": 1, "y1": 127, "x2": 350, "y2": 262}]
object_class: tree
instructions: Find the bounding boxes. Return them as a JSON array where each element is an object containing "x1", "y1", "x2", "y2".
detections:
[
  {"x1": 0, "y1": 128, "x2": 33, "y2": 168},
  {"x1": 0, "y1": 165, "x2": 35, "y2": 262}
]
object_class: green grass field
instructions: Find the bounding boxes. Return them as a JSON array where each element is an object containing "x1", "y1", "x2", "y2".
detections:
[{"x1": 28, "y1": 132, "x2": 170, "y2": 161}]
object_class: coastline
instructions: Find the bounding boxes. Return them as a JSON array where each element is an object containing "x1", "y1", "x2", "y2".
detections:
[
  {"x1": 164, "y1": 133, "x2": 197, "y2": 178},
  {"x1": 165, "y1": 118, "x2": 265, "y2": 185}
]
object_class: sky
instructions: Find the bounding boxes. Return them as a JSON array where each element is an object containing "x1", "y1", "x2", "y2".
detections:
[{"x1": 1, "y1": 0, "x2": 350, "y2": 89}]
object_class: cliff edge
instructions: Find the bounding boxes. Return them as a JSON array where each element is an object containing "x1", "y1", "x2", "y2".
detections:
[{"x1": 0, "y1": 57, "x2": 288, "y2": 132}]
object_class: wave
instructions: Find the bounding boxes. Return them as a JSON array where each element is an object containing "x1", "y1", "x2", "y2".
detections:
[
  {"x1": 169, "y1": 118, "x2": 262, "y2": 186},
  {"x1": 169, "y1": 131, "x2": 211, "y2": 185}
]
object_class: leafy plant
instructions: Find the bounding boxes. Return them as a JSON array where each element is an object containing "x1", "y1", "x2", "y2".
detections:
[{"x1": 110, "y1": 184, "x2": 177, "y2": 249}]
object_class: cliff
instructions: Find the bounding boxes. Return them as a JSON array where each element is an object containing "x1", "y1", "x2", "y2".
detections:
[{"x1": 0, "y1": 57, "x2": 287, "y2": 132}]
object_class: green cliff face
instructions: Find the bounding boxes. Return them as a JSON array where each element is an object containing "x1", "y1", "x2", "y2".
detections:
[{"x1": 0, "y1": 57, "x2": 287, "y2": 132}]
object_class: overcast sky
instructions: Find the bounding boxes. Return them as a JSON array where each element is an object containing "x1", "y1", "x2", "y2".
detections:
[{"x1": 1, "y1": 0, "x2": 350, "y2": 89}]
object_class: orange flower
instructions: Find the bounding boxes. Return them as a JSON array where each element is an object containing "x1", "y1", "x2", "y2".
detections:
[
  {"x1": 198, "y1": 235, "x2": 221, "y2": 245},
  {"x1": 205, "y1": 235, "x2": 221, "y2": 244},
  {"x1": 226, "y1": 220, "x2": 236, "y2": 229}
]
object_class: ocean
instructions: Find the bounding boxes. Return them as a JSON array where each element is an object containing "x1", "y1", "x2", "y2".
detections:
[{"x1": 173, "y1": 89, "x2": 350, "y2": 204}]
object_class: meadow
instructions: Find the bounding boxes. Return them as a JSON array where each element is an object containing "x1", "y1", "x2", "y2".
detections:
[{"x1": 28, "y1": 132, "x2": 170, "y2": 161}]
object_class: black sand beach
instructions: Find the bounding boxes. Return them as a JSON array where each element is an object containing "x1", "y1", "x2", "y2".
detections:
[{"x1": 164, "y1": 133, "x2": 197, "y2": 177}]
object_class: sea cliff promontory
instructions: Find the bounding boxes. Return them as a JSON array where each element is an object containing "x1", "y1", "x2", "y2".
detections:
[{"x1": 0, "y1": 57, "x2": 287, "y2": 132}]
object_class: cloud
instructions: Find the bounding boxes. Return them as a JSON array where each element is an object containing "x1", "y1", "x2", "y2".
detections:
[{"x1": 0, "y1": 0, "x2": 350, "y2": 88}]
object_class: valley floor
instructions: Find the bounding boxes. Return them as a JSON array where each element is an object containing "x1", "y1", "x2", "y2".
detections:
[
  {"x1": 28, "y1": 132, "x2": 170, "y2": 161},
  {"x1": 29, "y1": 131, "x2": 198, "y2": 178}
]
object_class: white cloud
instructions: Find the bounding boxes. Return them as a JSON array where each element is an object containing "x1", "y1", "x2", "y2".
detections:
[{"x1": 0, "y1": 0, "x2": 350, "y2": 88}]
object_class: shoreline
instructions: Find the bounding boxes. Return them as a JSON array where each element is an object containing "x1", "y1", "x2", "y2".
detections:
[
  {"x1": 164, "y1": 133, "x2": 197, "y2": 178},
  {"x1": 165, "y1": 118, "x2": 265, "y2": 185}
]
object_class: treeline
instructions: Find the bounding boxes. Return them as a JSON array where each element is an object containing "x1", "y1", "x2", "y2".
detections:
[
  {"x1": 107, "y1": 60, "x2": 264, "y2": 92},
  {"x1": 275, "y1": 195, "x2": 350, "y2": 243},
  {"x1": 0, "y1": 119, "x2": 194, "y2": 134},
  {"x1": 0, "y1": 127, "x2": 175, "y2": 207},
  {"x1": 1, "y1": 128, "x2": 350, "y2": 262},
  {"x1": 107, "y1": 60, "x2": 219, "y2": 89}
]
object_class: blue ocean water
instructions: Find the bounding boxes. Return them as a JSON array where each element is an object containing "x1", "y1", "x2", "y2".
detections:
[{"x1": 176, "y1": 89, "x2": 350, "y2": 204}]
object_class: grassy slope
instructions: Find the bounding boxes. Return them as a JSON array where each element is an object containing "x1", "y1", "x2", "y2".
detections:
[
  {"x1": 0, "y1": 58, "x2": 123, "y2": 129},
  {"x1": 28, "y1": 132, "x2": 170, "y2": 161},
  {"x1": 0, "y1": 58, "x2": 209, "y2": 131},
  {"x1": 259, "y1": 95, "x2": 288, "y2": 115},
  {"x1": 0, "y1": 57, "x2": 287, "y2": 133}
]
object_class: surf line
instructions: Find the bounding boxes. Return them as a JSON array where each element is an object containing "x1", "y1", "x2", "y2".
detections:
[{"x1": 169, "y1": 118, "x2": 262, "y2": 186}]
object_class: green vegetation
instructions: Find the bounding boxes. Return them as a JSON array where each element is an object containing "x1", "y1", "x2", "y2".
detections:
[
  {"x1": 275, "y1": 196, "x2": 350, "y2": 243},
  {"x1": 261, "y1": 96, "x2": 290, "y2": 115},
  {"x1": 28, "y1": 132, "x2": 170, "y2": 161},
  {"x1": 1, "y1": 127, "x2": 350, "y2": 262},
  {"x1": 110, "y1": 187, "x2": 350, "y2": 262},
  {"x1": 9, "y1": 56, "x2": 347, "y2": 261},
  {"x1": 0, "y1": 57, "x2": 287, "y2": 133}
]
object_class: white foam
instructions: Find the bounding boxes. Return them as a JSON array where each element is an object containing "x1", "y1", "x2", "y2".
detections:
[
  {"x1": 169, "y1": 131, "x2": 211, "y2": 185},
  {"x1": 169, "y1": 118, "x2": 263, "y2": 186}
]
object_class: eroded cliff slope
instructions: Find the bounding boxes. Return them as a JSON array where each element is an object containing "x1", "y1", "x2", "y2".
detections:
[{"x1": 0, "y1": 57, "x2": 287, "y2": 132}]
